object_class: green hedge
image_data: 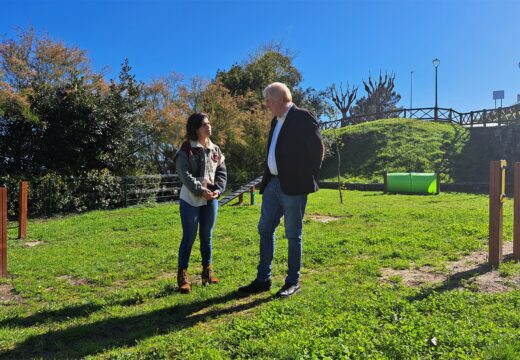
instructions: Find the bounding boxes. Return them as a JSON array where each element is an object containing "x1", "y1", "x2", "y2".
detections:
[{"x1": 0, "y1": 170, "x2": 172, "y2": 218}]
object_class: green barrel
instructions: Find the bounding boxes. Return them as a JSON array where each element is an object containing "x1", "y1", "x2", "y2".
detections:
[
  {"x1": 387, "y1": 172, "x2": 438, "y2": 194},
  {"x1": 410, "y1": 173, "x2": 437, "y2": 194},
  {"x1": 387, "y1": 173, "x2": 412, "y2": 193}
]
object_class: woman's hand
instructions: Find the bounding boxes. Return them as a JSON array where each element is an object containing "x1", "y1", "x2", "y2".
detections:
[{"x1": 202, "y1": 188, "x2": 217, "y2": 200}]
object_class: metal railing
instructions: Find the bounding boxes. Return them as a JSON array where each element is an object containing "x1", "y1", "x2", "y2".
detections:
[{"x1": 319, "y1": 104, "x2": 520, "y2": 129}]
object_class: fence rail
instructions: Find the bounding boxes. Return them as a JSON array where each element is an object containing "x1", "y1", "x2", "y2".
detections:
[
  {"x1": 0, "y1": 172, "x2": 267, "y2": 218},
  {"x1": 319, "y1": 104, "x2": 520, "y2": 129}
]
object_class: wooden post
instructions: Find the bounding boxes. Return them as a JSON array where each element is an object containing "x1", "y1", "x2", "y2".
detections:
[
  {"x1": 514, "y1": 163, "x2": 520, "y2": 261},
  {"x1": 238, "y1": 193, "x2": 243, "y2": 205},
  {"x1": 436, "y1": 172, "x2": 441, "y2": 195},
  {"x1": 18, "y1": 181, "x2": 28, "y2": 239},
  {"x1": 383, "y1": 170, "x2": 388, "y2": 194},
  {"x1": 250, "y1": 186, "x2": 256, "y2": 205},
  {"x1": 489, "y1": 160, "x2": 506, "y2": 268},
  {"x1": 0, "y1": 186, "x2": 7, "y2": 277}
]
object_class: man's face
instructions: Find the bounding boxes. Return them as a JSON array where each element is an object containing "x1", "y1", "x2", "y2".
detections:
[{"x1": 264, "y1": 96, "x2": 284, "y2": 117}]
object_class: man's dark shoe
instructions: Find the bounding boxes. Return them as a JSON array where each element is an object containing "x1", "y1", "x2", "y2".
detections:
[
  {"x1": 276, "y1": 283, "x2": 301, "y2": 298},
  {"x1": 238, "y1": 279, "x2": 272, "y2": 294}
]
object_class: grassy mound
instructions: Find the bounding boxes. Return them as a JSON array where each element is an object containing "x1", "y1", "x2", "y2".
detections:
[{"x1": 321, "y1": 118, "x2": 470, "y2": 183}]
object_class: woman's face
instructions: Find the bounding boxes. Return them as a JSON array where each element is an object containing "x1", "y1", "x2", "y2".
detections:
[{"x1": 196, "y1": 117, "x2": 212, "y2": 139}]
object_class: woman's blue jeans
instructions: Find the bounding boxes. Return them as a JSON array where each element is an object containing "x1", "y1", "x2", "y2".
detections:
[
  {"x1": 178, "y1": 198, "x2": 218, "y2": 269},
  {"x1": 256, "y1": 177, "x2": 308, "y2": 286}
]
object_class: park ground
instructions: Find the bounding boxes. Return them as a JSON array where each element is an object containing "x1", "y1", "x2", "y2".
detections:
[{"x1": 1, "y1": 189, "x2": 520, "y2": 359}]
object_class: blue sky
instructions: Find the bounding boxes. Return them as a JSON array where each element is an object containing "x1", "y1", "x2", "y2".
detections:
[{"x1": 2, "y1": 0, "x2": 520, "y2": 113}]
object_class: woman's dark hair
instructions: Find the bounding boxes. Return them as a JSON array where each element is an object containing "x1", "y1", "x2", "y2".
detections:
[{"x1": 185, "y1": 112, "x2": 208, "y2": 141}]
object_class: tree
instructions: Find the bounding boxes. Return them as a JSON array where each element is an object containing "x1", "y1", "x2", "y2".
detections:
[
  {"x1": 0, "y1": 30, "x2": 148, "y2": 177},
  {"x1": 350, "y1": 72, "x2": 401, "y2": 122},
  {"x1": 0, "y1": 28, "x2": 103, "y2": 92},
  {"x1": 293, "y1": 86, "x2": 329, "y2": 120},
  {"x1": 93, "y1": 59, "x2": 147, "y2": 174},
  {"x1": 27, "y1": 60, "x2": 146, "y2": 175},
  {"x1": 216, "y1": 44, "x2": 302, "y2": 103},
  {"x1": 140, "y1": 73, "x2": 194, "y2": 173},
  {"x1": 327, "y1": 82, "x2": 358, "y2": 126}
]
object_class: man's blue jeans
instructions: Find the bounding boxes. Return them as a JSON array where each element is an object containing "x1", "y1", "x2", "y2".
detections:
[
  {"x1": 178, "y1": 198, "x2": 218, "y2": 269},
  {"x1": 257, "y1": 177, "x2": 308, "y2": 285}
]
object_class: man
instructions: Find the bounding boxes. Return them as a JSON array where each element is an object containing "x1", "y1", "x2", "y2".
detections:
[{"x1": 239, "y1": 82, "x2": 324, "y2": 298}]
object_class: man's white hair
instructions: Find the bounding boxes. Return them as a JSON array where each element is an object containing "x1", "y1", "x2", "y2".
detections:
[{"x1": 262, "y1": 82, "x2": 292, "y2": 103}]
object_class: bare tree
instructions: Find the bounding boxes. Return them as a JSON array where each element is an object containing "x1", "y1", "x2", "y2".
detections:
[
  {"x1": 324, "y1": 82, "x2": 357, "y2": 204},
  {"x1": 350, "y1": 72, "x2": 401, "y2": 122},
  {"x1": 328, "y1": 82, "x2": 358, "y2": 126}
]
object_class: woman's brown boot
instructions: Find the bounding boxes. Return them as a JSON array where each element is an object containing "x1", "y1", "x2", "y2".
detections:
[
  {"x1": 177, "y1": 268, "x2": 191, "y2": 293},
  {"x1": 202, "y1": 264, "x2": 219, "y2": 285}
]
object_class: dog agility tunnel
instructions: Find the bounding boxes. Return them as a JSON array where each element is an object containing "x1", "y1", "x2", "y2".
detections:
[{"x1": 384, "y1": 172, "x2": 439, "y2": 194}]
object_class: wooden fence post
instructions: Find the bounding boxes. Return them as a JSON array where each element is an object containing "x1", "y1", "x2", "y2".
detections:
[
  {"x1": 250, "y1": 186, "x2": 256, "y2": 205},
  {"x1": 514, "y1": 163, "x2": 520, "y2": 261},
  {"x1": 383, "y1": 170, "x2": 388, "y2": 194},
  {"x1": 489, "y1": 160, "x2": 506, "y2": 268},
  {"x1": 238, "y1": 193, "x2": 243, "y2": 205},
  {"x1": 18, "y1": 181, "x2": 28, "y2": 239},
  {"x1": 0, "y1": 186, "x2": 7, "y2": 277}
]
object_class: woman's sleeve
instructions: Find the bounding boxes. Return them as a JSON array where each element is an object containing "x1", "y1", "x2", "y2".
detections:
[
  {"x1": 175, "y1": 152, "x2": 204, "y2": 196},
  {"x1": 213, "y1": 160, "x2": 227, "y2": 194},
  {"x1": 210, "y1": 147, "x2": 227, "y2": 194}
]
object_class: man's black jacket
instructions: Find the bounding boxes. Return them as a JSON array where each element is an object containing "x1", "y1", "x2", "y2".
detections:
[{"x1": 259, "y1": 105, "x2": 323, "y2": 195}]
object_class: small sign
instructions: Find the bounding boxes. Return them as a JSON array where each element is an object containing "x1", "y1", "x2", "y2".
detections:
[{"x1": 493, "y1": 90, "x2": 504, "y2": 100}]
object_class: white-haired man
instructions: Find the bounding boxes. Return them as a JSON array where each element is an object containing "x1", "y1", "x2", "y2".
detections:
[{"x1": 239, "y1": 82, "x2": 324, "y2": 298}]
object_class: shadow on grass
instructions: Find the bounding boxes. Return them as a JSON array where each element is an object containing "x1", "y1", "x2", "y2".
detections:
[
  {"x1": 0, "y1": 291, "x2": 271, "y2": 359},
  {"x1": 406, "y1": 263, "x2": 493, "y2": 302},
  {"x1": 0, "y1": 284, "x2": 180, "y2": 328},
  {"x1": 0, "y1": 303, "x2": 104, "y2": 328}
]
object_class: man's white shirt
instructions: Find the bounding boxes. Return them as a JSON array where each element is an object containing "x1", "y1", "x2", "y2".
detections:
[{"x1": 267, "y1": 104, "x2": 293, "y2": 175}]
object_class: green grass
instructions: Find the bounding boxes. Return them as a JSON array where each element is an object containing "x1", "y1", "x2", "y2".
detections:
[
  {"x1": 321, "y1": 118, "x2": 470, "y2": 183},
  {"x1": 1, "y1": 190, "x2": 519, "y2": 359}
]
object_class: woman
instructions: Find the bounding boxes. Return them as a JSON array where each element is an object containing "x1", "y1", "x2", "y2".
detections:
[{"x1": 174, "y1": 113, "x2": 227, "y2": 294}]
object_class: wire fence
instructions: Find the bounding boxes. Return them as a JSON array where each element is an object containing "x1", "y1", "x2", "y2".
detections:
[{"x1": 0, "y1": 172, "x2": 264, "y2": 219}]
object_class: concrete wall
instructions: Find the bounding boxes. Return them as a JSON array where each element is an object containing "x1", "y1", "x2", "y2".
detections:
[{"x1": 453, "y1": 125, "x2": 520, "y2": 185}]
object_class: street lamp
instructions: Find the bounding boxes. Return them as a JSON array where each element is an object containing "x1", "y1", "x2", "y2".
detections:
[
  {"x1": 432, "y1": 58, "x2": 440, "y2": 121},
  {"x1": 410, "y1": 70, "x2": 414, "y2": 110},
  {"x1": 518, "y1": 62, "x2": 520, "y2": 104}
]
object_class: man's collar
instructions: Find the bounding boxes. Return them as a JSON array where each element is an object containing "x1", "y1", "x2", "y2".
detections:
[{"x1": 277, "y1": 103, "x2": 294, "y2": 121}]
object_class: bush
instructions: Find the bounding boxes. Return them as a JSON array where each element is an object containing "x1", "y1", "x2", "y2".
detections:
[{"x1": 1, "y1": 170, "x2": 125, "y2": 217}]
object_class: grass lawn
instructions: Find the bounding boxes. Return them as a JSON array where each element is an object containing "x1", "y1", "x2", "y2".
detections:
[{"x1": 1, "y1": 189, "x2": 519, "y2": 359}]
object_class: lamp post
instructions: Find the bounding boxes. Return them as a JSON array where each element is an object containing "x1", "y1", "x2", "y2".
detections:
[
  {"x1": 410, "y1": 70, "x2": 414, "y2": 111},
  {"x1": 518, "y1": 62, "x2": 520, "y2": 104},
  {"x1": 432, "y1": 58, "x2": 440, "y2": 121}
]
